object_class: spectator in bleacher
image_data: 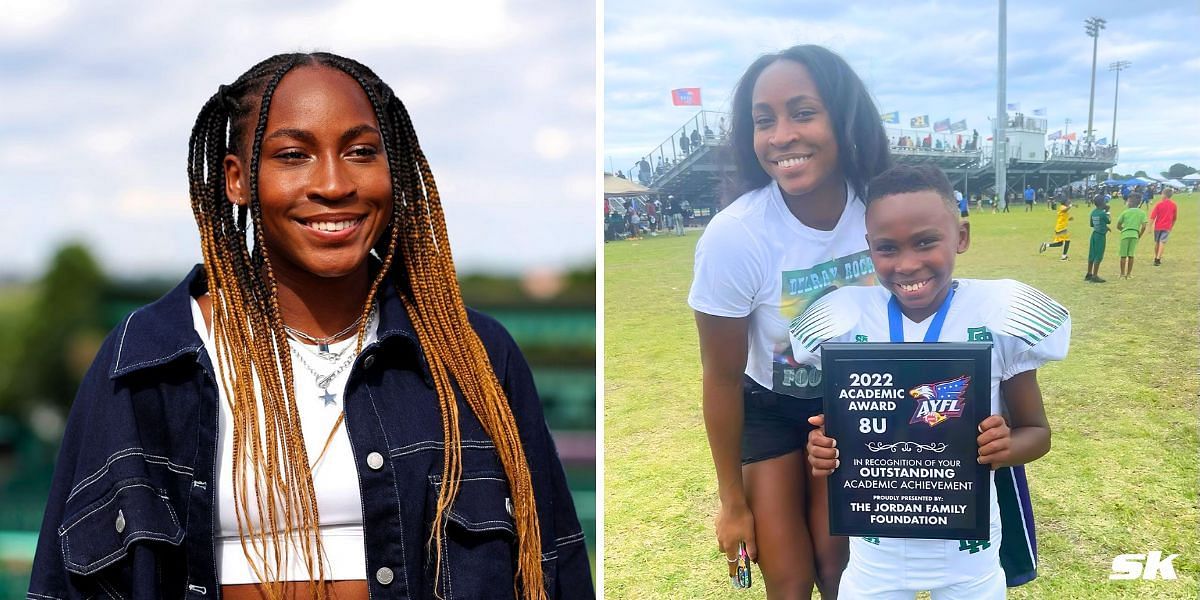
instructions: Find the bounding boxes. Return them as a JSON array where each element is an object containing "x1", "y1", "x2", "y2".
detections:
[
  {"x1": 691, "y1": 128, "x2": 702, "y2": 150},
  {"x1": 680, "y1": 131, "x2": 691, "y2": 155},
  {"x1": 705, "y1": 125, "x2": 715, "y2": 139},
  {"x1": 637, "y1": 158, "x2": 651, "y2": 185}
]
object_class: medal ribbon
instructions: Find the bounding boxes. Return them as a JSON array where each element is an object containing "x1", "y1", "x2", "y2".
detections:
[{"x1": 888, "y1": 287, "x2": 955, "y2": 343}]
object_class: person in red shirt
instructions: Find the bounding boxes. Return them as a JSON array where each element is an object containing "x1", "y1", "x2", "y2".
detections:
[{"x1": 1149, "y1": 188, "x2": 1179, "y2": 266}]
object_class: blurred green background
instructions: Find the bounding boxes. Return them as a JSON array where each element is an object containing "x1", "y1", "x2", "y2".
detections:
[{"x1": 0, "y1": 242, "x2": 596, "y2": 594}]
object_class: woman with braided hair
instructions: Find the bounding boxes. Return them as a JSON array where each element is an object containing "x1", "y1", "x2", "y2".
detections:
[{"x1": 29, "y1": 52, "x2": 593, "y2": 600}]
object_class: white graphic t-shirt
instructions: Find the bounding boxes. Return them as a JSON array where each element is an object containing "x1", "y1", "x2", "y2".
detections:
[
  {"x1": 788, "y1": 279, "x2": 1071, "y2": 590},
  {"x1": 688, "y1": 182, "x2": 876, "y2": 399}
]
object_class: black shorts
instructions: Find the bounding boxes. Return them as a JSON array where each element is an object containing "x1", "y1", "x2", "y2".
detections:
[{"x1": 741, "y1": 377, "x2": 823, "y2": 464}]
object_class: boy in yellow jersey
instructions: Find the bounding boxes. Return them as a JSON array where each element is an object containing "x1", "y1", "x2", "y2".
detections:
[{"x1": 1038, "y1": 198, "x2": 1073, "y2": 260}]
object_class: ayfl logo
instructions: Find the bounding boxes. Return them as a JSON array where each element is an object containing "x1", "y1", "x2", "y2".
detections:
[{"x1": 908, "y1": 376, "x2": 971, "y2": 427}]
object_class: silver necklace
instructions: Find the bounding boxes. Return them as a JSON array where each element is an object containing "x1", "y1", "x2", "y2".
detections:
[
  {"x1": 291, "y1": 333, "x2": 356, "y2": 364},
  {"x1": 283, "y1": 307, "x2": 373, "y2": 357},
  {"x1": 287, "y1": 306, "x2": 377, "y2": 406},
  {"x1": 291, "y1": 347, "x2": 356, "y2": 407}
]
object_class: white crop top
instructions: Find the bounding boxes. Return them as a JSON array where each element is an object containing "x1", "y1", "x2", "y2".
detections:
[{"x1": 190, "y1": 298, "x2": 374, "y2": 583}]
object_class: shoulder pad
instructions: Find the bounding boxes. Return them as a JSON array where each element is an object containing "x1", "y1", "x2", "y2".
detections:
[
  {"x1": 996, "y1": 281, "x2": 1070, "y2": 347},
  {"x1": 789, "y1": 289, "x2": 862, "y2": 354}
]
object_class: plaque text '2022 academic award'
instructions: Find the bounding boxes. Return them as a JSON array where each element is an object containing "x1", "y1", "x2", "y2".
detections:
[{"x1": 821, "y1": 342, "x2": 991, "y2": 540}]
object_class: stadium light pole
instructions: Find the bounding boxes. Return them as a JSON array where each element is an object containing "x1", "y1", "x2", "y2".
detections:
[
  {"x1": 1084, "y1": 17, "x2": 1106, "y2": 143},
  {"x1": 1109, "y1": 60, "x2": 1131, "y2": 146},
  {"x1": 1108, "y1": 60, "x2": 1131, "y2": 179},
  {"x1": 995, "y1": 0, "x2": 1007, "y2": 209}
]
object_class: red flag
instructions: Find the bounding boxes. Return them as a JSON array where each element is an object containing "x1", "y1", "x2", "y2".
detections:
[
  {"x1": 671, "y1": 88, "x2": 702, "y2": 106},
  {"x1": 1064, "y1": 132, "x2": 1077, "y2": 141}
]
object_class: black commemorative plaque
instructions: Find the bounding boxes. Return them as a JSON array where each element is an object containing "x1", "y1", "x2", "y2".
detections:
[{"x1": 821, "y1": 342, "x2": 991, "y2": 540}]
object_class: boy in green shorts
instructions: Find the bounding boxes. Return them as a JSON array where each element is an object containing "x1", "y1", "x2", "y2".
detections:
[
  {"x1": 1085, "y1": 195, "x2": 1111, "y2": 283},
  {"x1": 1117, "y1": 198, "x2": 1148, "y2": 279}
]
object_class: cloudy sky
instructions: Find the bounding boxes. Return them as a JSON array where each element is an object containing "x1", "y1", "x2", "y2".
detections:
[
  {"x1": 0, "y1": 0, "x2": 596, "y2": 279},
  {"x1": 605, "y1": 0, "x2": 1198, "y2": 181}
]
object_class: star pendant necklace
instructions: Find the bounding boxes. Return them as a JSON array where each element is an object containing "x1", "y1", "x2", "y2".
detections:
[
  {"x1": 286, "y1": 306, "x2": 377, "y2": 406},
  {"x1": 291, "y1": 347, "x2": 355, "y2": 407}
]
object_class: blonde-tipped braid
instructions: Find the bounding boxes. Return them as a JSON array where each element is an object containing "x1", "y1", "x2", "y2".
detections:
[{"x1": 187, "y1": 52, "x2": 545, "y2": 600}]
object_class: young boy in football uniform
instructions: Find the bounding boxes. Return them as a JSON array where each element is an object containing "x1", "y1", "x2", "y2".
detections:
[{"x1": 791, "y1": 165, "x2": 1071, "y2": 599}]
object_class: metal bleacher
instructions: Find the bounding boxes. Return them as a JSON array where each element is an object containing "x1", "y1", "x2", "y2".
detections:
[{"x1": 630, "y1": 110, "x2": 1118, "y2": 210}]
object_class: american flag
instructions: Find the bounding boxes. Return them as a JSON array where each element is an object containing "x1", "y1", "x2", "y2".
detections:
[{"x1": 930, "y1": 376, "x2": 970, "y2": 400}]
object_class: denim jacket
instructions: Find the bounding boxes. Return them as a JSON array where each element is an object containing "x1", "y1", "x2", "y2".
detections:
[{"x1": 28, "y1": 266, "x2": 594, "y2": 599}]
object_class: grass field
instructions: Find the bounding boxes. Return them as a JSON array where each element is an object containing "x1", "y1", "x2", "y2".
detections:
[{"x1": 603, "y1": 193, "x2": 1199, "y2": 599}]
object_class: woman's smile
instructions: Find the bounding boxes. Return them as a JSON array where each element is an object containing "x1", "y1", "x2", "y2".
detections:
[
  {"x1": 296, "y1": 214, "x2": 368, "y2": 238},
  {"x1": 771, "y1": 154, "x2": 812, "y2": 170}
]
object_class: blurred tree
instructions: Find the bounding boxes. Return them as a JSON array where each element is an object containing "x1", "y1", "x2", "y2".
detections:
[
  {"x1": 1165, "y1": 163, "x2": 1196, "y2": 179},
  {"x1": 0, "y1": 243, "x2": 108, "y2": 416}
]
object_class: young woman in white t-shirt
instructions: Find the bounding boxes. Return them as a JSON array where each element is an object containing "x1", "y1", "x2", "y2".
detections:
[{"x1": 688, "y1": 45, "x2": 891, "y2": 598}]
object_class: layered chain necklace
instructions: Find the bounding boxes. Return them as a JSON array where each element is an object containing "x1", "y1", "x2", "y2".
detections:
[
  {"x1": 285, "y1": 305, "x2": 377, "y2": 407},
  {"x1": 284, "y1": 310, "x2": 368, "y2": 359}
]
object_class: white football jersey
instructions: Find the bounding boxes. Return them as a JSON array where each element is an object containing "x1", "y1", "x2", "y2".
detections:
[{"x1": 789, "y1": 279, "x2": 1070, "y2": 593}]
